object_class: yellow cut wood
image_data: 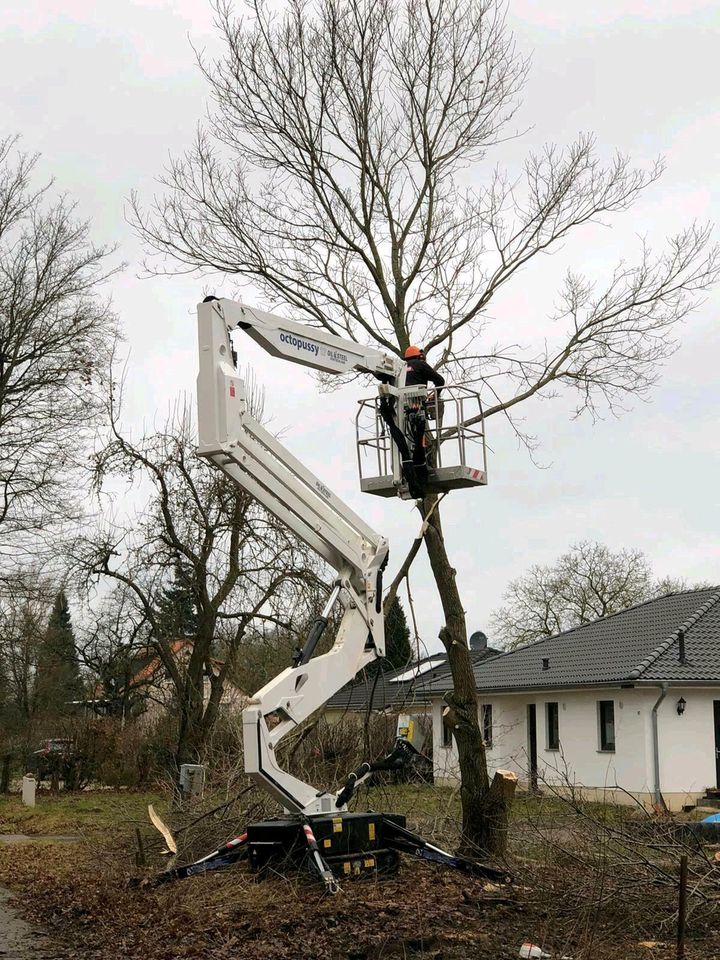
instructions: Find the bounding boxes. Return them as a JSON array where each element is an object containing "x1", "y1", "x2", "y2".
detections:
[{"x1": 148, "y1": 804, "x2": 177, "y2": 854}]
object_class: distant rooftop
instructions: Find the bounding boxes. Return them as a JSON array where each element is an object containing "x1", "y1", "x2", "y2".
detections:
[
  {"x1": 325, "y1": 644, "x2": 500, "y2": 713},
  {"x1": 424, "y1": 587, "x2": 720, "y2": 696}
]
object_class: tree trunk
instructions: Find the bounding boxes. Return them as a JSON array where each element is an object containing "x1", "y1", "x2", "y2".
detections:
[
  {"x1": 0, "y1": 754, "x2": 12, "y2": 794},
  {"x1": 171, "y1": 623, "x2": 216, "y2": 772},
  {"x1": 420, "y1": 495, "x2": 512, "y2": 857},
  {"x1": 175, "y1": 673, "x2": 206, "y2": 770}
]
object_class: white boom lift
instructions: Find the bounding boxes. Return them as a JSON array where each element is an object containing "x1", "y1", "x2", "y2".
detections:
[
  {"x1": 176, "y1": 296, "x2": 498, "y2": 889},
  {"x1": 197, "y1": 296, "x2": 399, "y2": 814}
]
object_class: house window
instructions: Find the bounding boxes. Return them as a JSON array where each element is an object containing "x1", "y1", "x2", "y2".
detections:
[
  {"x1": 546, "y1": 702, "x2": 559, "y2": 750},
  {"x1": 481, "y1": 704, "x2": 493, "y2": 749},
  {"x1": 598, "y1": 700, "x2": 615, "y2": 752},
  {"x1": 441, "y1": 708, "x2": 453, "y2": 748}
]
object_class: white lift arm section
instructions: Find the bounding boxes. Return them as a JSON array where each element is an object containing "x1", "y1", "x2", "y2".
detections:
[{"x1": 196, "y1": 298, "x2": 401, "y2": 813}]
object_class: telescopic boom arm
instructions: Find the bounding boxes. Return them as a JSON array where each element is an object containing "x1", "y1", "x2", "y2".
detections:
[
  {"x1": 196, "y1": 298, "x2": 402, "y2": 813},
  {"x1": 207, "y1": 298, "x2": 400, "y2": 379}
]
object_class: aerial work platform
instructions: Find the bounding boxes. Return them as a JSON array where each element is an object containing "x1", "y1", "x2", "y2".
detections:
[
  {"x1": 356, "y1": 384, "x2": 487, "y2": 500},
  {"x1": 360, "y1": 463, "x2": 486, "y2": 498},
  {"x1": 171, "y1": 297, "x2": 499, "y2": 893}
]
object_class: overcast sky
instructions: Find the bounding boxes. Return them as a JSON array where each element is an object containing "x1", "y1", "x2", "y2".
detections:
[{"x1": 2, "y1": 0, "x2": 718, "y2": 652}]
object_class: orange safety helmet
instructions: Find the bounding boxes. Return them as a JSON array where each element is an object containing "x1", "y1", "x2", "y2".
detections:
[{"x1": 404, "y1": 345, "x2": 423, "y2": 359}]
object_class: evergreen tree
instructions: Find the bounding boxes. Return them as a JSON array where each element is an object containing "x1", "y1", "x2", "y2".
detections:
[
  {"x1": 34, "y1": 590, "x2": 83, "y2": 718},
  {"x1": 155, "y1": 565, "x2": 198, "y2": 640},
  {"x1": 384, "y1": 596, "x2": 412, "y2": 669},
  {"x1": 367, "y1": 596, "x2": 413, "y2": 676}
]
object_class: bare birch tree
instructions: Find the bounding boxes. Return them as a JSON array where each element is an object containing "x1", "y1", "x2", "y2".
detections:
[
  {"x1": 131, "y1": 0, "x2": 719, "y2": 852},
  {"x1": 0, "y1": 137, "x2": 120, "y2": 570}
]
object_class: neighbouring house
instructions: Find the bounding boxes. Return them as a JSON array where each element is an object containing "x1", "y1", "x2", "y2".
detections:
[
  {"x1": 131, "y1": 641, "x2": 247, "y2": 725},
  {"x1": 324, "y1": 632, "x2": 500, "y2": 732},
  {"x1": 426, "y1": 587, "x2": 720, "y2": 812},
  {"x1": 82, "y1": 640, "x2": 246, "y2": 725}
]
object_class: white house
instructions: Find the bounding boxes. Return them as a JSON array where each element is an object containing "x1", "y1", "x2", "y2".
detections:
[{"x1": 428, "y1": 587, "x2": 720, "y2": 812}]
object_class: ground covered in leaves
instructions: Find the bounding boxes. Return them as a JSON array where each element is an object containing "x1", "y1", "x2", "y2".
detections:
[{"x1": 0, "y1": 791, "x2": 718, "y2": 960}]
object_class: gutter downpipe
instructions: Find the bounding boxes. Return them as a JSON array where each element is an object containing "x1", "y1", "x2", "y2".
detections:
[{"x1": 651, "y1": 683, "x2": 669, "y2": 812}]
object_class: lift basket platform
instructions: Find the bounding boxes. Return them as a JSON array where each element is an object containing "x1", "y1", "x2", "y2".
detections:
[{"x1": 356, "y1": 385, "x2": 487, "y2": 500}]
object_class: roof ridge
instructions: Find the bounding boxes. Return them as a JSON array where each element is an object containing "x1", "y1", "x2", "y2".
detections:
[
  {"x1": 494, "y1": 585, "x2": 720, "y2": 654},
  {"x1": 627, "y1": 590, "x2": 720, "y2": 680}
]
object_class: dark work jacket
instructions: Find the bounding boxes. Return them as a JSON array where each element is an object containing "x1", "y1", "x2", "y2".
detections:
[{"x1": 404, "y1": 357, "x2": 445, "y2": 389}]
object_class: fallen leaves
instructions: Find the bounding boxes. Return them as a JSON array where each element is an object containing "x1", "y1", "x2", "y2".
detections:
[{"x1": 0, "y1": 830, "x2": 718, "y2": 960}]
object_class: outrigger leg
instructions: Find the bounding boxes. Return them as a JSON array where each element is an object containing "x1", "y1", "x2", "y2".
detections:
[{"x1": 380, "y1": 818, "x2": 509, "y2": 883}]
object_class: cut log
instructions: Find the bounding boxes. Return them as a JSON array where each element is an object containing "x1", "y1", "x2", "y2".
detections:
[
  {"x1": 489, "y1": 769, "x2": 518, "y2": 805},
  {"x1": 473, "y1": 769, "x2": 518, "y2": 858}
]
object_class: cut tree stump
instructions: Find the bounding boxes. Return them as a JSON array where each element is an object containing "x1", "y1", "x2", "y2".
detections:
[
  {"x1": 477, "y1": 769, "x2": 519, "y2": 857},
  {"x1": 489, "y1": 769, "x2": 519, "y2": 804}
]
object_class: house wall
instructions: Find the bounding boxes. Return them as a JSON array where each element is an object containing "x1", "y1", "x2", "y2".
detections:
[
  {"x1": 140, "y1": 676, "x2": 245, "y2": 727},
  {"x1": 656, "y1": 688, "x2": 718, "y2": 799},
  {"x1": 433, "y1": 686, "x2": 719, "y2": 811}
]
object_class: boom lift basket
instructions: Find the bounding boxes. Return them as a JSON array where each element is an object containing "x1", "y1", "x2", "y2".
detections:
[{"x1": 356, "y1": 385, "x2": 487, "y2": 500}]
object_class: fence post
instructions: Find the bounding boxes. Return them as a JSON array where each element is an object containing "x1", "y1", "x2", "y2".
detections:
[
  {"x1": 21, "y1": 774, "x2": 36, "y2": 808},
  {"x1": 677, "y1": 853, "x2": 688, "y2": 960}
]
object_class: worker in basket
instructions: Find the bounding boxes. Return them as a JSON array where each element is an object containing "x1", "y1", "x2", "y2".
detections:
[
  {"x1": 403, "y1": 345, "x2": 445, "y2": 475},
  {"x1": 403, "y1": 345, "x2": 445, "y2": 392}
]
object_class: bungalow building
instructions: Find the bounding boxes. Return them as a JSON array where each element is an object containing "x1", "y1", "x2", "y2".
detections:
[{"x1": 427, "y1": 587, "x2": 720, "y2": 812}]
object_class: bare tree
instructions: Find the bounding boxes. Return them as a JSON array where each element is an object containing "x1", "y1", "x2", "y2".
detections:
[
  {"x1": 76, "y1": 399, "x2": 327, "y2": 768},
  {"x1": 75, "y1": 585, "x2": 151, "y2": 723},
  {"x1": 492, "y1": 540, "x2": 691, "y2": 649},
  {"x1": 0, "y1": 570, "x2": 55, "y2": 750},
  {"x1": 0, "y1": 137, "x2": 121, "y2": 571},
  {"x1": 131, "y1": 0, "x2": 719, "y2": 853}
]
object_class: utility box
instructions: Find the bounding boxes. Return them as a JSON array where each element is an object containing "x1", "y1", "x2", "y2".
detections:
[
  {"x1": 21, "y1": 774, "x2": 36, "y2": 808},
  {"x1": 179, "y1": 764, "x2": 205, "y2": 801},
  {"x1": 396, "y1": 714, "x2": 424, "y2": 753}
]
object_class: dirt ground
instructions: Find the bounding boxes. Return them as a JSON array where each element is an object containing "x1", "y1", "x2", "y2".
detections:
[
  {"x1": 0, "y1": 883, "x2": 65, "y2": 960},
  {"x1": 0, "y1": 791, "x2": 718, "y2": 960},
  {"x1": 0, "y1": 839, "x2": 715, "y2": 960}
]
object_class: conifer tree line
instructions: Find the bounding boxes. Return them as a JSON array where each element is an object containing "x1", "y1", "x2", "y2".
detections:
[{"x1": 0, "y1": 586, "x2": 82, "y2": 750}]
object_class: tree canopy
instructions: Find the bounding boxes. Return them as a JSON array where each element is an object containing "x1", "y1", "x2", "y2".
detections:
[{"x1": 492, "y1": 540, "x2": 692, "y2": 649}]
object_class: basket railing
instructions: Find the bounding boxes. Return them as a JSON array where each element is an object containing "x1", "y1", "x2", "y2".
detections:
[{"x1": 356, "y1": 385, "x2": 486, "y2": 485}]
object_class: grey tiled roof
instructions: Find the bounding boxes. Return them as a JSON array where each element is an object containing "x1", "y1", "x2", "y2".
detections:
[
  {"x1": 325, "y1": 648, "x2": 499, "y2": 713},
  {"x1": 424, "y1": 588, "x2": 720, "y2": 695}
]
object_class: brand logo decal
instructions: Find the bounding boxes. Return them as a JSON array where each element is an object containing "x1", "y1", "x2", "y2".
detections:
[
  {"x1": 315, "y1": 481, "x2": 332, "y2": 500},
  {"x1": 279, "y1": 331, "x2": 320, "y2": 357}
]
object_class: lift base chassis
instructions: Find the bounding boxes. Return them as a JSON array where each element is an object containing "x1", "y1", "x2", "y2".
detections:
[
  {"x1": 159, "y1": 810, "x2": 510, "y2": 890},
  {"x1": 248, "y1": 812, "x2": 404, "y2": 879}
]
